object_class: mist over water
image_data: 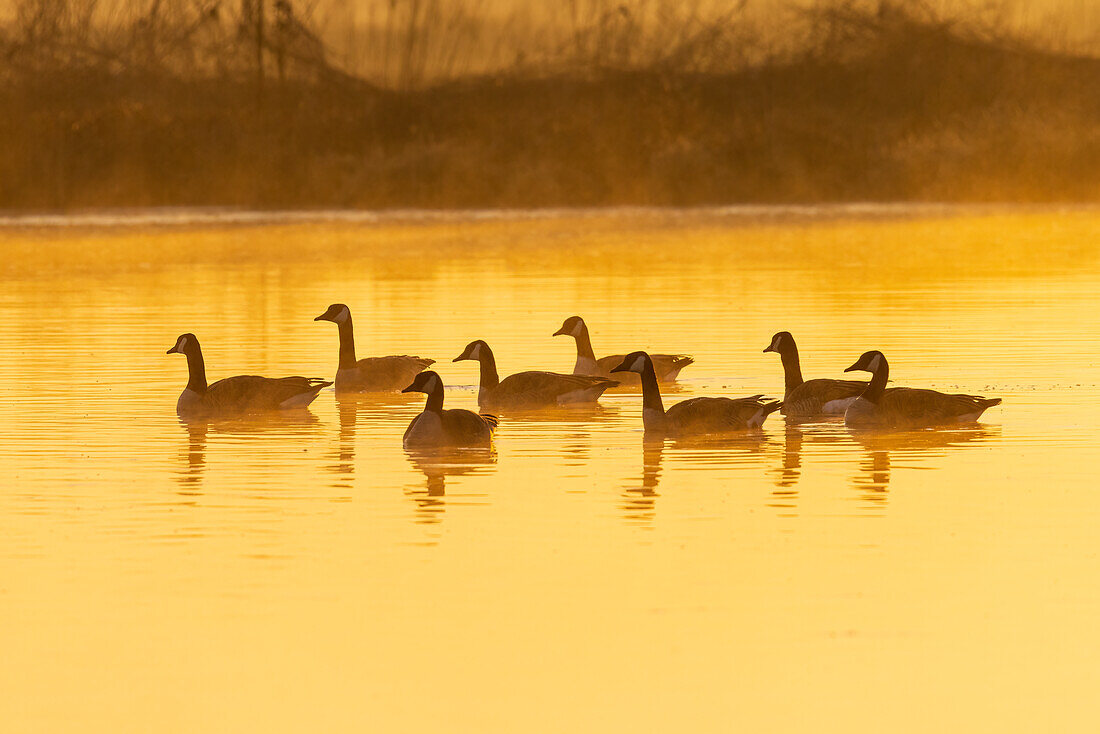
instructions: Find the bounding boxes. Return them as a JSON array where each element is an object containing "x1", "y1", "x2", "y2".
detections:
[{"x1": 1, "y1": 207, "x2": 1097, "y2": 731}]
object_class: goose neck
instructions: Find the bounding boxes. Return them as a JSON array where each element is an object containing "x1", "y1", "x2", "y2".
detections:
[
  {"x1": 424, "y1": 384, "x2": 445, "y2": 414},
  {"x1": 862, "y1": 358, "x2": 889, "y2": 403},
  {"x1": 478, "y1": 348, "x2": 500, "y2": 390},
  {"x1": 779, "y1": 344, "x2": 804, "y2": 395},
  {"x1": 337, "y1": 317, "x2": 357, "y2": 369},
  {"x1": 185, "y1": 347, "x2": 208, "y2": 393},
  {"x1": 639, "y1": 359, "x2": 666, "y2": 427},
  {"x1": 574, "y1": 324, "x2": 596, "y2": 361}
]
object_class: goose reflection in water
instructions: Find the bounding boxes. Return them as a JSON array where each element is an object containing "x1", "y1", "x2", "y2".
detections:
[
  {"x1": 768, "y1": 422, "x2": 804, "y2": 510},
  {"x1": 501, "y1": 403, "x2": 620, "y2": 465},
  {"x1": 404, "y1": 448, "x2": 497, "y2": 525},
  {"x1": 618, "y1": 432, "x2": 771, "y2": 526},
  {"x1": 174, "y1": 412, "x2": 322, "y2": 495},
  {"x1": 848, "y1": 425, "x2": 1000, "y2": 509},
  {"x1": 326, "y1": 395, "x2": 367, "y2": 488},
  {"x1": 766, "y1": 419, "x2": 851, "y2": 514},
  {"x1": 621, "y1": 440, "x2": 664, "y2": 527},
  {"x1": 177, "y1": 418, "x2": 208, "y2": 495}
]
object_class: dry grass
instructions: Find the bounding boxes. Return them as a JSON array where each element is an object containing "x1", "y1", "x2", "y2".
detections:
[{"x1": 2, "y1": 0, "x2": 1099, "y2": 209}]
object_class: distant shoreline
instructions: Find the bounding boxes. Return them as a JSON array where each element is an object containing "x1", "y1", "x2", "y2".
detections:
[
  {"x1": 5, "y1": 3, "x2": 1099, "y2": 212},
  {"x1": 2, "y1": 202, "x2": 1097, "y2": 231}
]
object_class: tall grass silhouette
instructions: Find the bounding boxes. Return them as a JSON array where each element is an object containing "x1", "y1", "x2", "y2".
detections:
[{"x1": 2, "y1": 0, "x2": 1098, "y2": 209}]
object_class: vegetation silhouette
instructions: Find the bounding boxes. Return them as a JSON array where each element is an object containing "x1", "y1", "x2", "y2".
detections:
[{"x1": 4, "y1": 0, "x2": 1097, "y2": 209}]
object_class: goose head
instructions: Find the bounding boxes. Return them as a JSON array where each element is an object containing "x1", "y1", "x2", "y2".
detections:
[
  {"x1": 402, "y1": 370, "x2": 444, "y2": 395},
  {"x1": 763, "y1": 331, "x2": 794, "y2": 354},
  {"x1": 314, "y1": 303, "x2": 352, "y2": 324},
  {"x1": 845, "y1": 350, "x2": 887, "y2": 374},
  {"x1": 167, "y1": 333, "x2": 199, "y2": 356},
  {"x1": 610, "y1": 351, "x2": 651, "y2": 374},
  {"x1": 552, "y1": 315, "x2": 587, "y2": 338},
  {"x1": 454, "y1": 340, "x2": 491, "y2": 363}
]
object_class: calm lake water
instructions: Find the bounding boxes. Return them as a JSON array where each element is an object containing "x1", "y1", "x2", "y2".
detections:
[{"x1": 1, "y1": 206, "x2": 1098, "y2": 731}]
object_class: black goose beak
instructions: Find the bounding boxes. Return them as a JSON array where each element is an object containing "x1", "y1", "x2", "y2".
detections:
[
  {"x1": 314, "y1": 314, "x2": 327, "y2": 321},
  {"x1": 552, "y1": 327, "x2": 567, "y2": 336},
  {"x1": 166, "y1": 345, "x2": 179, "y2": 354},
  {"x1": 843, "y1": 362, "x2": 861, "y2": 373},
  {"x1": 452, "y1": 355, "x2": 464, "y2": 362},
  {"x1": 609, "y1": 359, "x2": 629, "y2": 373},
  {"x1": 763, "y1": 344, "x2": 775, "y2": 353},
  {"x1": 401, "y1": 383, "x2": 417, "y2": 393}
]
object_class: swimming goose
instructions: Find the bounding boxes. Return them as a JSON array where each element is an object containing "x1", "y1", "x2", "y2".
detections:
[
  {"x1": 842, "y1": 350, "x2": 1002, "y2": 428},
  {"x1": 611, "y1": 351, "x2": 782, "y2": 437},
  {"x1": 401, "y1": 371, "x2": 498, "y2": 448},
  {"x1": 167, "y1": 333, "x2": 331, "y2": 416},
  {"x1": 453, "y1": 339, "x2": 618, "y2": 409},
  {"x1": 553, "y1": 315, "x2": 693, "y2": 384},
  {"x1": 763, "y1": 331, "x2": 865, "y2": 416},
  {"x1": 314, "y1": 303, "x2": 434, "y2": 392}
]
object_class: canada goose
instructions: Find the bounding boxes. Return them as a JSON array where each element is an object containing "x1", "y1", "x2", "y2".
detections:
[
  {"x1": 842, "y1": 350, "x2": 1002, "y2": 428},
  {"x1": 314, "y1": 303, "x2": 434, "y2": 392},
  {"x1": 401, "y1": 371, "x2": 498, "y2": 448},
  {"x1": 763, "y1": 331, "x2": 865, "y2": 416},
  {"x1": 611, "y1": 351, "x2": 782, "y2": 436},
  {"x1": 553, "y1": 315, "x2": 693, "y2": 384},
  {"x1": 453, "y1": 339, "x2": 618, "y2": 409},
  {"x1": 167, "y1": 333, "x2": 331, "y2": 416}
]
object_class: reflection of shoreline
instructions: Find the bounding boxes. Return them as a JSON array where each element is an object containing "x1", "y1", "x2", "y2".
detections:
[
  {"x1": 404, "y1": 448, "x2": 497, "y2": 525},
  {"x1": 848, "y1": 425, "x2": 1000, "y2": 508}
]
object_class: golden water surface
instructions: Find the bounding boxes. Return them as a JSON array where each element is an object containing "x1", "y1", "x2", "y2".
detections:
[{"x1": 1, "y1": 207, "x2": 1098, "y2": 732}]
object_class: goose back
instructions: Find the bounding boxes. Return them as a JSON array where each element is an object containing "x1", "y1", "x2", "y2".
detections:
[
  {"x1": 339, "y1": 355, "x2": 435, "y2": 392},
  {"x1": 316, "y1": 303, "x2": 433, "y2": 392},
  {"x1": 846, "y1": 388, "x2": 1002, "y2": 428},
  {"x1": 169, "y1": 333, "x2": 331, "y2": 416},
  {"x1": 665, "y1": 395, "x2": 783, "y2": 436},
  {"x1": 783, "y1": 378, "x2": 866, "y2": 416},
  {"x1": 592, "y1": 354, "x2": 694, "y2": 384},
  {"x1": 842, "y1": 350, "x2": 1001, "y2": 428},
  {"x1": 489, "y1": 371, "x2": 618, "y2": 408},
  {"x1": 555, "y1": 316, "x2": 692, "y2": 384},
  {"x1": 404, "y1": 408, "x2": 497, "y2": 448}
]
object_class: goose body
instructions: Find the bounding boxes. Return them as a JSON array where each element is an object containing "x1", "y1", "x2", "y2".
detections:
[
  {"x1": 315, "y1": 304, "x2": 433, "y2": 392},
  {"x1": 454, "y1": 339, "x2": 618, "y2": 409},
  {"x1": 763, "y1": 331, "x2": 865, "y2": 416},
  {"x1": 554, "y1": 316, "x2": 693, "y2": 385},
  {"x1": 842, "y1": 350, "x2": 1001, "y2": 428},
  {"x1": 611, "y1": 351, "x2": 781, "y2": 437},
  {"x1": 401, "y1": 371, "x2": 498, "y2": 448},
  {"x1": 167, "y1": 333, "x2": 331, "y2": 416}
]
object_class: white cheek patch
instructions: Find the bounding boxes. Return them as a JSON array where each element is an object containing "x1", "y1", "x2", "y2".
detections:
[
  {"x1": 335, "y1": 306, "x2": 350, "y2": 323},
  {"x1": 868, "y1": 353, "x2": 883, "y2": 372},
  {"x1": 630, "y1": 355, "x2": 646, "y2": 372},
  {"x1": 771, "y1": 335, "x2": 782, "y2": 351},
  {"x1": 177, "y1": 336, "x2": 188, "y2": 351},
  {"x1": 425, "y1": 374, "x2": 441, "y2": 393},
  {"x1": 572, "y1": 321, "x2": 584, "y2": 337},
  {"x1": 470, "y1": 343, "x2": 482, "y2": 360}
]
